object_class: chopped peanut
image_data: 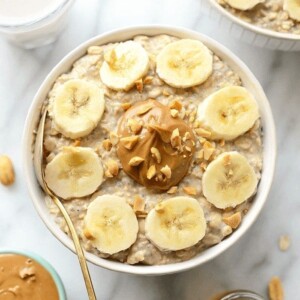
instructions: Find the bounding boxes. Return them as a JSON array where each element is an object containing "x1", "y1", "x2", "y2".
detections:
[
  {"x1": 169, "y1": 100, "x2": 182, "y2": 111},
  {"x1": 128, "y1": 119, "x2": 142, "y2": 134},
  {"x1": 129, "y1": 156, "x2": 144, "y2": 166},
  {"x1": 167, "y1": 186, "x2": 178, "y2": 194},
  {"x1": 268, "y1": 277, "x2": 284, "y2": 300},
  {"x1": 102, "y1": 139, "x2": 112, "y2": 151},
  {"x1": 161, "y1": 165, "x2": 172, "y2": 179},
  {"x1": 183, "y1": 186, "x2": 197, "y2": 195},
  {"x1": 147, "y1": 165, "x2": 156, "y2": 179},
  {"x1": 133, "y1": 195, "x2": 145, "y2": 213},
  {"x1": 120, "y1": 136, "x2": 139, "y2": 150},
  {"x1": 106, "y1": 159, "x2": 119, "y2": 177},
  {"x1": 151, "y1": 147, "x2": 161, "y2": 163},
  {"x1": 0, "y1": 155, "x2": 15, "y2": 186},
  {"x1": 223, "y1": 212, "x2": 242, "y2": 229},
  {"x1": 121, "y1": 102, "x2": 132, "y2": 111},
  {"x1": 135, "y1": 78, "x2": 143, "y2": 93}
]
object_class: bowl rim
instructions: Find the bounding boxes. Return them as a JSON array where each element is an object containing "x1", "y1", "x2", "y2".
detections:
[
  {"x1": 207, "y1": 0, "x2": 300, "y2": 41},
  {"x1": 0, "y1": 249, "x2": 66, "y2": 299},
  {"x1": 22, "y1": 24, "x2": 276, "y2": 275}
]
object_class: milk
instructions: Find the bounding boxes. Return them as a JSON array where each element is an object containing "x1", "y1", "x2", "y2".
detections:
[{"x1": 0, "y1": 0, "x2": 74, "y2": 48}]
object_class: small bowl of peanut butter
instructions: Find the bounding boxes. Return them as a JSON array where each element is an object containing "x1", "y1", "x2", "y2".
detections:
[{"x1": 0, "y1": 249, "x2": 66, "y2": 300}]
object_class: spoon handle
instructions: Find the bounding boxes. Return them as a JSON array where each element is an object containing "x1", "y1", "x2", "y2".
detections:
[{"x1": 51, "y1": 194, "x2": 97, "y2": 300}]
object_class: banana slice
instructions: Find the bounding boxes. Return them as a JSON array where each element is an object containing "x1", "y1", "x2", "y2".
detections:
[
  {"x1": 84, "y1": 195, "x2": 139, "y2": 255},
  {"x1": 202, "y1": 151, "x2": 258, "y2": 209},
  {"x1": 145, "y1": 197, "x2": 206, "y2": 251},
  {"x1": 45, "y1": 147, "x2": 103, "y2": 199},
  {"x1": 100, "y1": 41, "x2": 150, "y2": 91},
  {"x1": 283, "y1": 0, "x2": 300, "y2": 22},
  {"x1": 224, "y1": 0, "x2": 265, "y2": 10},
  {"x1": 53, "y1": 79, "x2": 105, "y2": 139},
  {"x1": 156, "y1": 39, "x2": 213, "y2": 88},
  {"x1": 197, "y1": 86, "x2": 259, "y2": 140}
]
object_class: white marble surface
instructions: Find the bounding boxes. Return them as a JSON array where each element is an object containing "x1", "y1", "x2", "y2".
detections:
[{"x1": 0, "y1": 0, "x2": 299, "y2": 299}]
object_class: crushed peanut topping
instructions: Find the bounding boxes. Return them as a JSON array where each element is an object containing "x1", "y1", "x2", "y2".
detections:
[
  {"x1": 137, "y1": 103, "x2": 153, "y2": 115},
  {"x1": 120, "y1": 136, "x2": 139, "y2": 150},
  {"x1": 150, "y1": 147, "x2": 161, "y2": 163},
  {"x1": 160, "y1": 165, "x2": 172, "y2": 179},
  {"x1": 170, "y1": 109, "x2": 179, "y2": 118},
  {"x1": 162, "y1": 90, "x2": 170, "y2": 96},
  {"x1": 83, "y1": 228, "x2": 94, "y2": 240},
  {"x1": 183, "y1": 186, "x2": 197, "y2": 195},
  {"x1": 143, "y1": 76, "x2": 153, "y2": 84},
  {"x1": 133, "y1": 195, "x2": 145, "y2": 213},
  {"x1": 147, "y1": 165, "x2": 156, "y2": 179},
  {"x1": 121, "y1": 102, "x2": 132, "y2": 111},
  {"x1": 109, "y1": 132, "x2": 119, "y2": 145},
  {"x1": 195, "y1": 128, "x2": 212, "y2": 138},
  {"x1": 171, "y1": 128, "x2": 181, "y2": 148},
  {"x1": 102, "y1": 139, "x2": 112, "y2": 151},
  {"x1": 204, "y1": 148, "x2": 215, "y2": 161},
  {"x1": 105, "y1": 159, "x2": 119, "y2": 177},
  {"x1": 72, "y1": 140, "x2": 81, "y2": 147},
  {"x1": 169, "y1": 100, "x2": 182, "y2": 111},
  {"x1": 129, "y1": 156, "x2": 144, "y2": 166},
  {"x1": 128, "y1": 118, "x2": 143, "y2": 134},
  {"x1": 135, "y1": 78, "x2": 143, "y2": 93},
  {"x1": 167, "y1": 186, "x2": 178, "y2": 194},
  {"x1": 219, "y1": 139, "x2": 225, "y2": 147},
  {"x1": 223, "y1": 212, "x2": 242, "y2": 229}
]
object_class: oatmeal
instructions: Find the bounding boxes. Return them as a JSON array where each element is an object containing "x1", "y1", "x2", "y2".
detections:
[
  {"x1": 37, "y1": 34, "x2": 263, "y2": 265},
  {"x1": 217, "y1": 0, "x2": 300, "y2": 34}
]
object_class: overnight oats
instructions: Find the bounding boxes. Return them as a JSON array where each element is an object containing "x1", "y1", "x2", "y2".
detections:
[
  {"x1": 35, "y1": 34, "x2": 263, "y2": 265},
  {"x1": 216, "y1": 0, "x2": 300, "y2": 34}
]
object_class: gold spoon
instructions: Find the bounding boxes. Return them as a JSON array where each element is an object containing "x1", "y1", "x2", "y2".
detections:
[{"x1": 34, "y1": 108, "x2": 96, "y2": 300}]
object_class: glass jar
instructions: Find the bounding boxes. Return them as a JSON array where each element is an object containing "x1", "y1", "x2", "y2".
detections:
[{"x1": 0, "y1": 0, "x2": 74, "y2": 49}]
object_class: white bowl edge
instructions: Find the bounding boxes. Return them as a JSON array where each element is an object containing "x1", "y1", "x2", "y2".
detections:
[
  {"x1": 203, "y1": 0, "x2": 300, "y2": 51},
  {"x1": 22, "y1": 25, "x2": 276, "y2": 275}
]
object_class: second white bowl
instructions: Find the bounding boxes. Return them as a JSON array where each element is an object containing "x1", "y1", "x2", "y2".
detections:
[{"x1": 202, "y1": 0, "x2": 300, "y2": 51}]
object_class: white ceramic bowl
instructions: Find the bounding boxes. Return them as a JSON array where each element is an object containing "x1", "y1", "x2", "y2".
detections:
[
  {"x1": 201, "y1": 0, "x2": 300, "y2": 51},
  {"x1": 23, "y1": 25, "x2": 276, "y2": 275}
]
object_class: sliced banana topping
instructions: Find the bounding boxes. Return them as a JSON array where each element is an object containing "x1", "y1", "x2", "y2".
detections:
[
  {"x1": 197, "y1": 86, "x2": 259, "y2": 141},
  {"x1": 156, "y1": 39, "x2": 213, "y2": 88},
  {"x1": 84, "y1": 195, "x2": 139, "y2": 255},
  {"x1": 202, "y1": 151, "x2": 258, "y2": 209},
  {"x1": 145, "y1": 197, "x2": 207, "y2": 251},
  {"x1": 52, "y1": 79, "x2": 105, "y2": 139},
  {"x1": 45, "y1": 147, "x2": 103, "y2": 199},
  {"x1": 283, "y1": 0, "x2": 300, "y2": 22},
  {"x1": 100, "y1": 41, "x2": 150, "y2": 91},
  {"x1": 224, "y1": 0, "x2": 265, "y2": 10}
]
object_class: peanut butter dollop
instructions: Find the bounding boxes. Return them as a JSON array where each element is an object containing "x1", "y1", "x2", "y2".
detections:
[
  {"x1": 0, "y1": 254, "x2": 59, "y2": 300},
  {"x1": 117, "y1": 99, "x2": 196, "y2": 190}
]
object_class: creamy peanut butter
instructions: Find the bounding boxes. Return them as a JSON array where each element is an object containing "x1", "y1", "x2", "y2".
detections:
[
  {"x1": 117, "y1": 99, "x2": 196, "y2": 190},
  {"x1": 0, "y1": 254, "x2": 59, "y2": 300}
]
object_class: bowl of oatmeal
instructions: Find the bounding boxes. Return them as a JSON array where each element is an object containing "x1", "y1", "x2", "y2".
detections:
[
  {"x1": 202, "y1": 0, "x2": 300, "y2": 50},
  {"x1": 23, "y1": 25, "x2": 276, "y2": 275}
]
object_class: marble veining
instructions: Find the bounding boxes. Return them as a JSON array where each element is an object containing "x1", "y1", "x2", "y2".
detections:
[{"x1": 0, "y1": 0, "x2": 299, "y2": 299}]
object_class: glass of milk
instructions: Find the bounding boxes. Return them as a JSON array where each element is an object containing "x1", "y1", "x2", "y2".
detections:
[{"x1": 0, "y1": 0, "x2": 74, "y2": 48}]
